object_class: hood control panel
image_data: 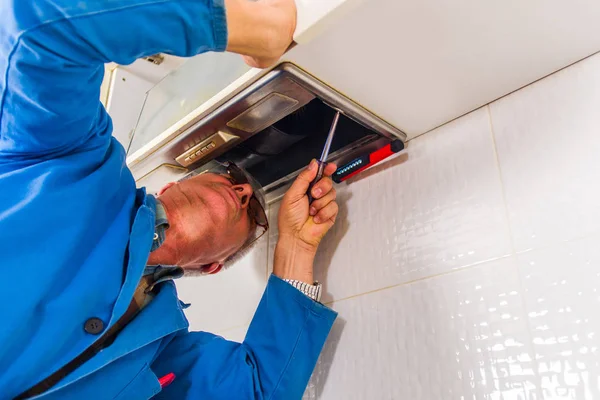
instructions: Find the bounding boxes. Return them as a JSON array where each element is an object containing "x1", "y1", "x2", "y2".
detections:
[{"x1": 175, "y1": 131, "x2": 239, "y2": 167}]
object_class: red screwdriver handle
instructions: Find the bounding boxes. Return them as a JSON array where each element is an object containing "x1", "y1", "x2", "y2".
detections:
[{"x1": 333, "y1": 140, "x2": 404, "y2": 183}]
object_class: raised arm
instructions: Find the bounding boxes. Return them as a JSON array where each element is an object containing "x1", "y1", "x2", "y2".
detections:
[{"x1": 0, "y1": 0, "x2": 295, "y2": 157}]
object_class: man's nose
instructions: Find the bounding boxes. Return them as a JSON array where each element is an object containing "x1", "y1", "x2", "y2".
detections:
[{"x1": 232, "y1": 183, "x2": 254, "y2": 208}]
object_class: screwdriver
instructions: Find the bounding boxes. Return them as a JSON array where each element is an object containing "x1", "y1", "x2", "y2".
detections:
[{"x1": 307, "y1": 110, "x2": 341, "y2": 203}]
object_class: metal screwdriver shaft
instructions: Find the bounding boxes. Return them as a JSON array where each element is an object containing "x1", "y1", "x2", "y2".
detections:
[{"x1": 307, "y1": 111, "x2": 341, "y2": 203}]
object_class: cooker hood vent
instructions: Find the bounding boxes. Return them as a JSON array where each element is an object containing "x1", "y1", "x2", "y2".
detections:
[
  {"x1": 216, "y1": 98, "x2": 378, "y2": 188},
  {"x1": 129, "y1": 63, "x2": 406, "y2": 199}
]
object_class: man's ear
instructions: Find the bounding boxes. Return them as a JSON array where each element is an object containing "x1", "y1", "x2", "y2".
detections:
[
  {"x1": 158, "y1": 182, "x2": 177, "y2": 196},
  {"x1": 204, "y1": 262, "x2": 223, "y2": 275}
]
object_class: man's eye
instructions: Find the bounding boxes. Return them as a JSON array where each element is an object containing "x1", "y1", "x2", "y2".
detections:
[{"x1": 221, "y1": 174, "x2": 236, "y2": 185}]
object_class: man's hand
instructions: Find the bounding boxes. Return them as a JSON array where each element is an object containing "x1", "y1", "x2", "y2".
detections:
[
  {"x1": 225, "y1": 0, "x2": 296, "y2": 68},
  {"x1": 273, "y1": 160, "x2": 339, "y2": 284},
  {"x1": 279, "y1": 160, "x2": 339, "y2": 249}
]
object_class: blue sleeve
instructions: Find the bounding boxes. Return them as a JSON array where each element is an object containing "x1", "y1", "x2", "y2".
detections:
[
  {"x1": 152, "y1": 275, "x2": 338, "y2": 399},
  {"x1": 0, "y1": 0, "x2": 227, "y2": 156}
]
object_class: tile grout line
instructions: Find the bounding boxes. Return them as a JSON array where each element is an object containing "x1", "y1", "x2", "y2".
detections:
[
  {"x1": 485, "y1": 105, "x2": 517, "y2": 254},
  {"x1": 486, "y1": 104, "x2": 543, "y2": 395},
  {"x1": 513, "y1": 228, "x2": 600, "y2": 257},
  {"x1": 325, "y1": 254, "x2": 513, "y2": 306}
]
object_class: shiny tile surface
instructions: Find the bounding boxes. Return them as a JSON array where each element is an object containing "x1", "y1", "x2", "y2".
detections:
[
  {"x1": 490, "y1": 53, "x2": 600, "y2": 252},
  {"x1": 304, "y1": 258, "x2": 540, "y2": 400},
  {"x1": 519, "y1": 235, "x2": 600, "y2": 400},
  {"x1": 270, "y1": 107, "x2": 512, "y2": 302},
  {"x1": 175, "y1": 236, "x2": 267, "y2": 333}
]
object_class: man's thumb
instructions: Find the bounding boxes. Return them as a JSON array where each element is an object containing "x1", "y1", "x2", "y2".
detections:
[{"x1": 287, "y1": 159, "x2": 318, "y2": 200}]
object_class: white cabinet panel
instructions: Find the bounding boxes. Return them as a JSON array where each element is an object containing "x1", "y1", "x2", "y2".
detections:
[
  {"x1": 105, "y1": 68, "x2": 154, "y2": 149},
  {"x1": 294, "y1": 0, "x2": 363, "y2": 43},
  {"x1": 287, "y1": 0, "x2": 600, "y2": 138}
]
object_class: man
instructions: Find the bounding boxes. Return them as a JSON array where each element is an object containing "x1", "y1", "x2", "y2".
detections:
[{"x1": 0, "y1": 0, "x2": 339, "y2": 399}]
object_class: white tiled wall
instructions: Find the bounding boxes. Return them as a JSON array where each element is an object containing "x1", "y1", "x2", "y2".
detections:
[
  {"x1": 176, "y1": 52, "x2": 600, "y2": 398},
  {"x1": 489, "y1": 55, "x2": 600, "y2": 252},
  {"x1": 304, "y1": 257, "x2": 541, "y2": 400}
]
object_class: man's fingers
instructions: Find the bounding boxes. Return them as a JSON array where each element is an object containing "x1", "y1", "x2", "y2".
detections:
[
  {"x1": 313, "y1": 201, "x2": 339, "y2": 224},
  {"x1": 309, "y1": 189, "x2": 336, "y2": 216},
  {"x1": 310, "y1": 177, "x2": 333, "y2": 200},
  {"x1": 285, "y1": 161, "x2": 338, "y2": 203},
  {"x1": 323, "y1": 163, "x2": 337, "y2": 177},
  {"x1": 286, "y1": 159, "x2": 318, "y2": 201}
]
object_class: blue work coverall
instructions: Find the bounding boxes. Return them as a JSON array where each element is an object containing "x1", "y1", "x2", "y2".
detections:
[{"x1": 0, "y1": 1, "x2": 337, "y2": 399}]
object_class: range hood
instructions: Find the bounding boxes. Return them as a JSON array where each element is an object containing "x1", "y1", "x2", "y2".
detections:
[{"x1": 128, "y1": 63, "x2": 406, "y2": 201}]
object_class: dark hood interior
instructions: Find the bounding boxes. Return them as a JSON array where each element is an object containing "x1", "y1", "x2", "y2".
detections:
[{"x1": 217, "y1": 99, "x2": 378, "y2": 186}]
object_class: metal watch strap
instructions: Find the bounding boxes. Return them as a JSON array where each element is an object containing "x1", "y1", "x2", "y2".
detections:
[{"x1": 283, "y1": 279, "x2": 322, "y2": 302}]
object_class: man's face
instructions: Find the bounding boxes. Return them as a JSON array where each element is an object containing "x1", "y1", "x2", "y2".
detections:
[{"x1": 157, "y1": 172, "x2": 256, "y2": 273}]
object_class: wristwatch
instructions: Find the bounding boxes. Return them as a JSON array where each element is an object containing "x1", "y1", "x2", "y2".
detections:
[{"x1": 283, "y1": 279, "x2": 323, "y2": 302}]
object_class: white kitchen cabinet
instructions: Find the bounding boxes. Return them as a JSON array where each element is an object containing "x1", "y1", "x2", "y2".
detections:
[
  {"x1": 104, "y1": 55, "x2": 188, "y2": 147},
  {"x1": 285, "y1": 0, "x2": 600, "y2": 138},
  {"x1": 123, "y1": 0, "x2": 364, "y2": 164},
  {"x1": 122, "y1": 0, "x2": 600, "y2": 182},
  {"x1": 128, "y1": 52, "x2": 251, "y2": 155},
  {"x1": 294, "y1": 0, "x2": 364, "y2": 43}
]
